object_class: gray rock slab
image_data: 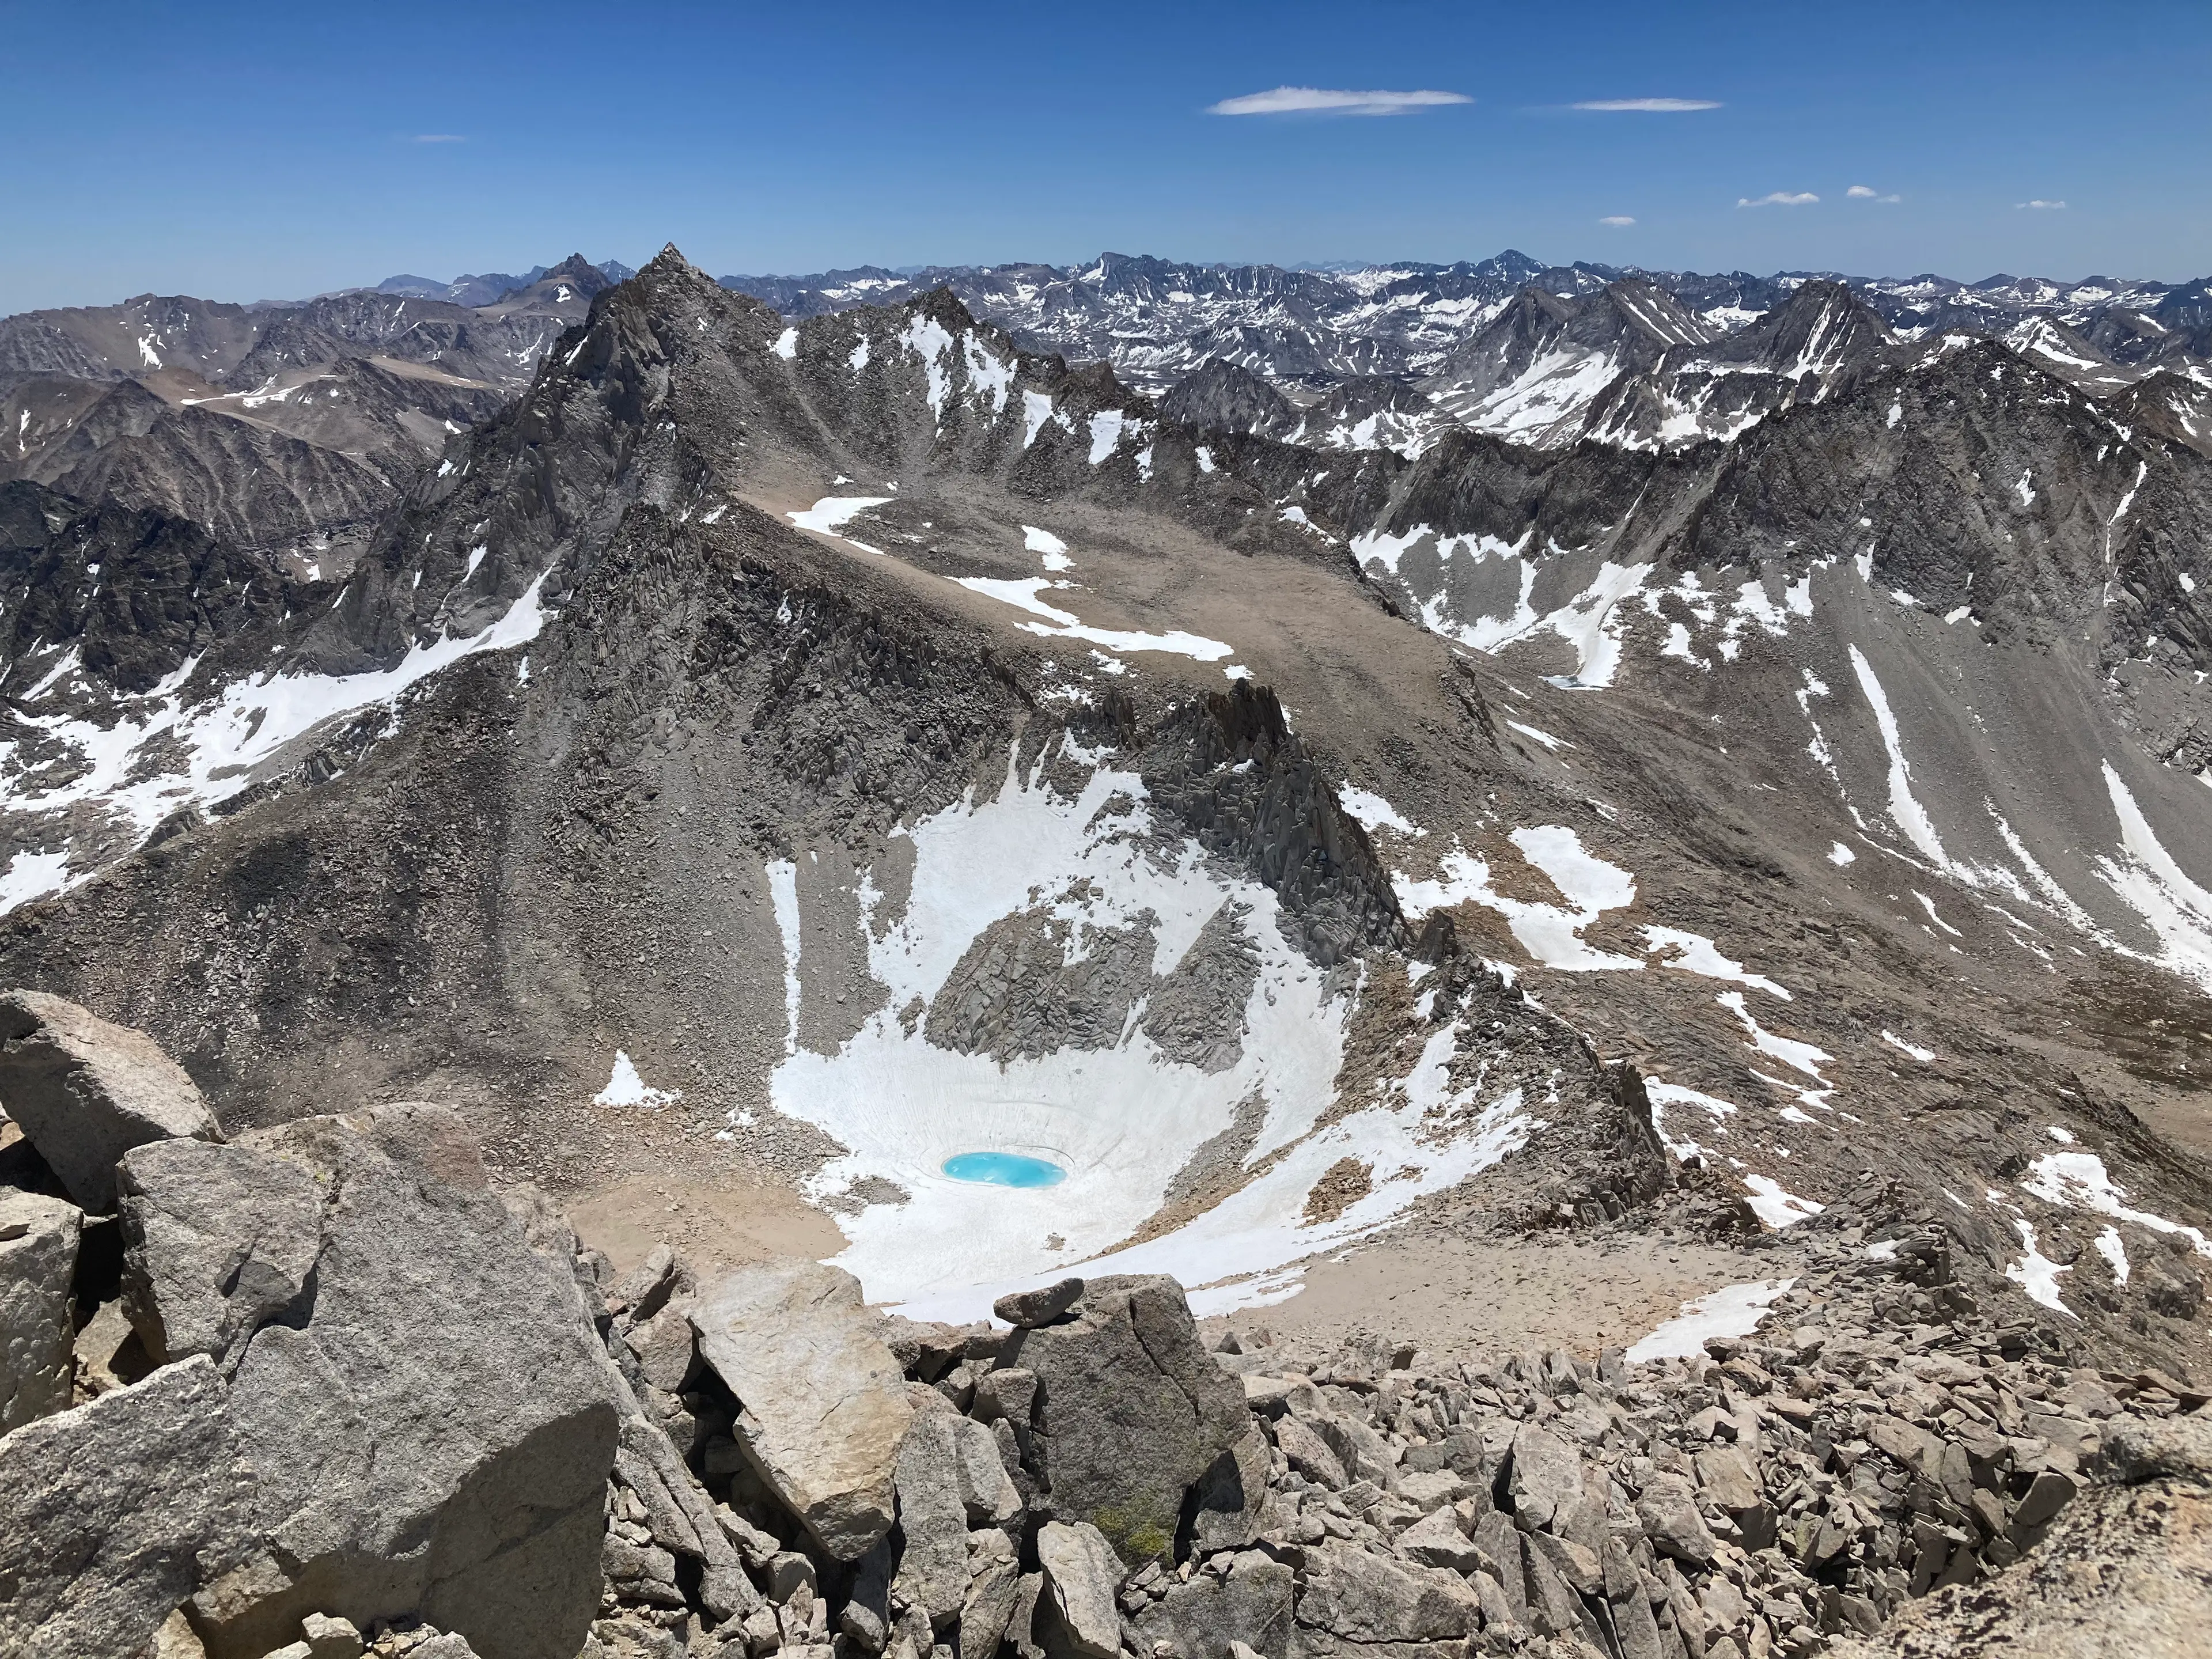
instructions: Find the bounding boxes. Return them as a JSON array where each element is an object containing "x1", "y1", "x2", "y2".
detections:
[
  {"x1": 187, "y1": 1107, "x2": 618, "y2": 1659},
  {"x1": 1037, "y1": 1521, "x2": 1123, "y2": 1659},
  {"x1": 1293, "y1": 1542, "x2": 1478, "y2": 1645},
  {"x1": 892, "y1": 1408, "x2": 973, "y2": 1628},
  {"x1": 1133, "y1": 1554, "x2": 1294, "y2": 1659},
  {"x1": 999, "y1": 1274, "x2": 1250, "y2": 1565},
  {"x1": 0, "y1": 1187, "x2": 79, "y2": 1431},
  {"x1": 1397, "y1": 1506, "x2": 1480, "y2": 1573},
  {"x1": 995, "y1": 1277, "x2": 1084, "y2": 1328},
  {"x1": 0, "y1": 1355, "x2": 258, "y2": 1659},
  {"x1": 0, "y1": 990, "x2": 219, "y2": 1210},
  {"x1": 961, "y1": 1529, "x2": 1025, "y2": 1659},
  {"x1": 1506, "y1": 1421, "x2": 1582, "y2": 1531},
  {"x1": 117, "y1": 1137, "x2": 321, "y2": 1368},
  {"x1": 690, "y1": 1259, "x2": 914, "y2": 1561}
]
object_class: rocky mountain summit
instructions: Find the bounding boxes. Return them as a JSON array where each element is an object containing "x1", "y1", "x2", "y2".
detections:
[
  {"x1": 3, "y1": 994, "x2": 2206, "y2": 1655},
  {"x1": 0, "y1": 240, "x2": 2210, "y2": 1652}
]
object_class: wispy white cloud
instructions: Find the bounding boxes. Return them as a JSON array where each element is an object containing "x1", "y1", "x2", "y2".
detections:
[
  {"x1": 1574, "y1": 98, "x2": 1720, "y2": 112},
  {"x1": 411, "y1": 133, "x2": 467, "y2": 143},
  {"x1": 1599, "y1": 215, "x2": 1636, "y2": 226},
  {"x1": 1847, "y1": 184, "x2": 1902, "y2": 202},
  {"x1": 1738, "y1": 191, "x2": 1819, "y2": 208},
  {"x1": 1207, "y1": 86, "x2": 1471, "y2": 118},
  {"x1": 2017, "y1": 198, "x2": 2068, "y2": 210}
]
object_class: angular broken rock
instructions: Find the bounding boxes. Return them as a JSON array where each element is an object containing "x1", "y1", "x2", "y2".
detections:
[
  {"x1": 961, "y1": 1529, "x2": 1026, "y2": 1659},
  {"x1": 953, "y1": 1410, "x2": 1025, "y2": 1525},
  {"x1": 0, "y1": 1354, "x2": 258, "y2": 1659},
  {"x1": 116, "y1": 1137, "x2": 321, "y2": 1368},
  {"x1": 186, "y1": 1106, "x2": 619, "y2": 1659},
  {"x1": 1187, "y1": 1425, "x2": 1271, "y2": 1554},
  {"x1": 1132, "y1": 1554, "x2": 1295, "y2": 1659},
  {"x1": 0, "y1": 1187, "x2": 79, "y2": 1432},
  {"x1": 1273, "y1": 1411, "x2": 1348, "y2": 1488},
  {"x1": 1001, "y1": 1274, "x2": 1251, "y2": 1563},
  {"x1": 690, "y1": 1259, "x2": 914, "y2": 1560},
  {"x1": 1506, "y1": 1421, "x2": 1582, "y2": 1531},
  {"x1": 1397, "y1": 1505, "x2": 1482, "y2": 1573},
  {"x1": 994, "y1": 1276, "x2": 1084, "y2": 1328},
  {"x1": 1295, "y1": 1540, "x2": 1479, "y2": 1645},
  {"x1": 1636, "y1": 1472, "x2": 1721, "y2": 1567},
  {"x1": 892, "y1": 1407, "x2": 978, "y2": 1628},
  {"x1": 1037, "y1": 1521, "x2": 1124, "y2": 1659},
  {"x1": 0, "y1": 989, "x2": 221, "y2": 1211}
]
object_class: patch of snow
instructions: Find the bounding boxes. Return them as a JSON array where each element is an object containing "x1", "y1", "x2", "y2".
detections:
[
  {"x1": 1742, "y1": 1174, "x2": 1824, "y2": 1228},
  {"x1": 1880, "y1": 1030, "x2": 1936, "y2": 1063},
  {"x1": 1088, "y1": 410, "x2": 1131, "y2": 464},
  {"x1": 1506, "y1": 721, "x2": 1571, "y2": 752},
  {"x1": 1645, "y1": 1082, "x2": 1738, "y2": 1161},
  {"x1": 1022, "y1": 391, "x2": 1057, "y2": 449},
  {"x1": 1717, "y1": 990, "x2": 1830, "y2": 1081},
  {"x1": 1626, "y1": 1279, "x2": 1794, "y2": 1363},
  {"x1": 764, "y1": 740, "x2": 1535, "y2": 1320},
  {"x1": 1395, "y1": 827, "x2": 1643, "y2": 971},
  {"x1": 767, "y1": 859, "x2": 802, "y2": 1058},
  {"x1": 2006, "y1": 1219, "x2": 2074, "y2": 1316},
  {"x1": 1642, "y1": 927, "x2": 1790, "y2": 998},
  {"x1": 1338, "y1": 786, "x2": 1419, "y2": 837},
  {"x1": 772, "y1": 327, "x2": 798, "y2": 359},
  {"x1": 2094, "y1": 1226, "x2": 2129, "y2": 1285},
  {"x1": 2021, "y1": 1149, "x2": 2211, "y2": 1257},
  {"x1": 594, "y1": 1050, "x2": 681, "y2": 1109},
  {"x1": 1849, "y1": 646, "x2": 1952, "y2": 869},
  {"x1": 955, "y1": 577, "x2": 1234, "y2": 662},
  {"x1": 2092, "y1": 763, "x2": 2212, "y2": 987}
]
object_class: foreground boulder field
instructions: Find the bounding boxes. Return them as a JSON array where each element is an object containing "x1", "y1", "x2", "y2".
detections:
[{"x1": 1, "y1": 995, "x2": 2207, "y2": 1656}]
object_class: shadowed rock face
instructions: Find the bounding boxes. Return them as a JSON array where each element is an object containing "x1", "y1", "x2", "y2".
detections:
[
  {"x1": 1000, "y1": 1274, "x2": 1251, "y2": 1565},
  {"x1": 0, "y1": 1187, "x2": 78, "y2": 1431}
]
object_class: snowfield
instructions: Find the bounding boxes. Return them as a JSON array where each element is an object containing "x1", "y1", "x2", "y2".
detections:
[{"x1": 761, "y1": 739, "x2": 1538, "y2": 1320}]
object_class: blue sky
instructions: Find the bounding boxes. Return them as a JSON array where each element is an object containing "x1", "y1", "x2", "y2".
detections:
[{"x1": 3, "y1": 0, "x2": 2209, "y2": 312}]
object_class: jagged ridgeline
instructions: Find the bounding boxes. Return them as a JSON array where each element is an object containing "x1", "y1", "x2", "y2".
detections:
[{"x1": 0, "y1": 242, "x2": 2209, "y2": 1652}]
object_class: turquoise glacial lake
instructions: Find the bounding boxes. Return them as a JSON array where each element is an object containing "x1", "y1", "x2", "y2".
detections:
[{"x1": 941, "y1": 1152, "x2": 1068, "y2": 1188}]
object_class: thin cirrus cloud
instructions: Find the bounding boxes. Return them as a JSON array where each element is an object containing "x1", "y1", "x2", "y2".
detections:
[
  {"x1": 2017, "y1": 198, "x2": 2068, "y2": 210},
  {"x1": 1847, "y1": 184, "x2": 1902, "y2": 203},
  {"x1": 1599, "y1": 215, "x2": 1636, "y2": 226},
  {"x1": 1738, "y1": 191, "x2": 1818, "y2": 208},
  {"x1": 1573, "y1": 98, "x2": 1720, "y2": 112},
  {"x1": 1206, "y1": 86, "x2": 1471, "y2": 117}
]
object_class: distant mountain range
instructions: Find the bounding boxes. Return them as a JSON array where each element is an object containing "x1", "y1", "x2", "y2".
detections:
[
  {"x1": 710, "y1": 251, "x2": 2212, "y2": 455},
  {"x1": 372, "y1": 258, "x2": 637, "y2": 308},
  {"x1": 0, "y1": 255, "x2": 620, "y2": 569}
]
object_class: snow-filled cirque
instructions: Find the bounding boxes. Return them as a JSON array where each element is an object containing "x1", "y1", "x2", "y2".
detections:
[{"x1": 762, "y1": 738, "x2": 1535, "y2": 1320}]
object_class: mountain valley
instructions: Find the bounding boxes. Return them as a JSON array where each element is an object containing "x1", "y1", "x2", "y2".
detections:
[{"x1": 2, "y1": 240, "x2": 2210, "y2": 1656}]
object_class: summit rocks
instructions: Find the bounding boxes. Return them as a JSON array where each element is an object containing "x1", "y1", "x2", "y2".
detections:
[
  {"x1": 0, "y1": 988, "x2": 219, "y2": 1211},
  {"x1": 689, "y1": 1260, "x2": 915, "y2": 1560}
]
